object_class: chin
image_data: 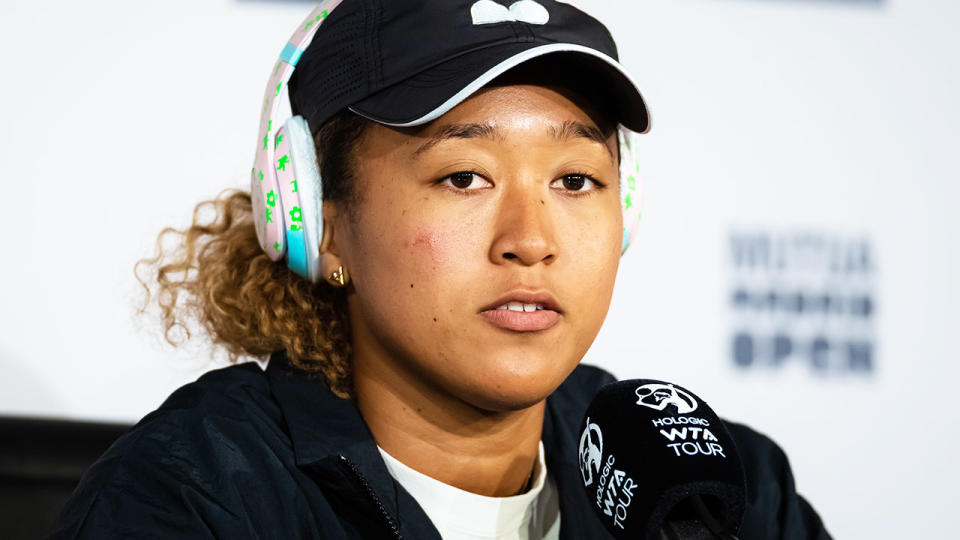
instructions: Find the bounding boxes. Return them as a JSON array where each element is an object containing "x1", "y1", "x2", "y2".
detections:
[
  {"x1": 454, "y1": 354, "x2": 577, "y2": 412},
  {"x1": 465, "y1": 387, "x2": 551, "y2": 412}
]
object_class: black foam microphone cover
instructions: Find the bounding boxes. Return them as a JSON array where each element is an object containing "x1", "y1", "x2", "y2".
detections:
[{"x1": 577, "y1": 379, "x2": 747, "y2": 539}]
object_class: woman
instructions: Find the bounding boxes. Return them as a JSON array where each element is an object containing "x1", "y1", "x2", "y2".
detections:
[{"x1": 50, "y1": 0, "x2": 829, "y2": 538}]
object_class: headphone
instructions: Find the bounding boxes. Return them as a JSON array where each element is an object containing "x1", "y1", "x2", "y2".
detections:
[{"x1": 251, "y1": 0, "x2": 644, "y2": 284}]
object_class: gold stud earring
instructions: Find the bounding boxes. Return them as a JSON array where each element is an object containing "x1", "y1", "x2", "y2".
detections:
[{"x1": 330, "y1": 265, "x2": 346, "y2": 287}]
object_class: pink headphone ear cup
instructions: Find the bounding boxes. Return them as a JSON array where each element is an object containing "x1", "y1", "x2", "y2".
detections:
[
  {"x1": 252, "y1": 133, "x2": 287, "y2": 261},
  {"x1": 285, "y1": 116, "x2": 324, "y2": 282},
  {"x1": 251, "y1": 59, "x2": 296, "y2": 262},
  {"x1": 251, "y1": 3, "x2": 340, "y2": 269},
  {"x1": 618, "y1": 127, "x2": 643, "y2": 254},
  {"x1": 274, "y1": 124, "x2": 310, "y2": 278}
]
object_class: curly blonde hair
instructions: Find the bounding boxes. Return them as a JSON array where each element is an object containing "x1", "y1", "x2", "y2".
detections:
[{"x1": 135, "y1": 111, "x2": 372, "y2": 398}]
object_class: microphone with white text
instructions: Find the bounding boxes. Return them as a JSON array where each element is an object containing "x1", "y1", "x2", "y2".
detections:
[{"x1": 577, "y1": 380, "x2": 746, "y2": 540}]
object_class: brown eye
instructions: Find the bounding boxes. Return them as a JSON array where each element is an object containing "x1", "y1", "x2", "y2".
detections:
[
  {"x1": 562, "y1": 175, "x2": 587, "y2": 191},
  {"x1": 551, "y1": 173, "x2": 599, "y2": 193},
  {"x1": 449, "y1": 172, "x2": 476, "y2": 189},
  {"x1": 440, "y1": 172, "x2": 492, "y2": 191}
]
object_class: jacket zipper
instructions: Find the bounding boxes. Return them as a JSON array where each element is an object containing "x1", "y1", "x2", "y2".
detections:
[{"x1": 339, "y1": 455, "x2": 403, "y2": 539}]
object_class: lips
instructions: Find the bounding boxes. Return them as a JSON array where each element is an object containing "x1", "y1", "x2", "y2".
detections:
[
  {"x1": 479, "y1": 292, "x2": 561, "y2": 314},
  {"x1": 479, "y1": 291, "x2": 561, "y2": 332}
]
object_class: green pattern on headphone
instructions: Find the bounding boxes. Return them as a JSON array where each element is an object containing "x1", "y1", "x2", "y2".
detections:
[
  {"x1": 263, "y1": 132, "x2": 269, "y2": 150},
  {"x1": 274, "y1": 241, "x2": 281, "y2": 253},
  {"x1": 265, "y1": 207, "x2": 273, "y2": 223},
  {"x1": 266, "y1": 190, "x2": 277, "y2": 207},
  {"x1": 277, "y1": 155, "x2": 290, "y2": 171},
  {"x1": 289, "y1": 206, "x2": 302, "y2": 230},
  {"x1": 275, "y1": 132, "x2": 284, "y2": 146},
  {"x1": 624, "y1": 175, "x2": 637, "y2": 209},
  {"x1": 303, "y1": 9, "x2": 329, "y2": 31},
  {"x1": 290, "y1": 179, "x2": 298, "y2": 193},
  {"x1": 258, "y1": 170, "x2": 264, "y2": 182}
]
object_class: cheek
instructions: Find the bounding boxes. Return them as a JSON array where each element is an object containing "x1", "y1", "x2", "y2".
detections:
[
  {"x1": 408, "y1": 228, "x2": 453, "y2": 267},
  {"x1": 567, "y1": 202, "x2": 622, "y2": 317},
  {"x1": 569, "y1": 201, "x2": 623, "y2": 263},
  {"x1": 397, "y1": 224, "x2": 482, "y2": 327},
  {"x1": 404, "y1": 213, "x2": 486, "y2": 273}
]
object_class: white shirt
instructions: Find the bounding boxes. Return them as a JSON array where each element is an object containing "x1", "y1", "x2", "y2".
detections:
[{"x1": 377, "y1": 442, "x2": 561, "y2": 540}]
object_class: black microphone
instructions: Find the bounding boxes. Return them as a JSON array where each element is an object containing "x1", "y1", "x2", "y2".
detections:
[{"x1": 577, "y1": 379, "x2": 746, "y2": 540}]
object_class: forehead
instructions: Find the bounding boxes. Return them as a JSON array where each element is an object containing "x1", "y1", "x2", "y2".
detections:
[
  {"x1": 425, "y1": 83, "x2": 617, "y2": 134},
  {"x1": 367, "y1": 84, "x2": 619, "y2": 154}
]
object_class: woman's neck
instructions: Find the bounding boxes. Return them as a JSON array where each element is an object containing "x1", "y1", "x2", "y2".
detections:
[{"x1": 352, "y1": 355, "x2": 545, "y2": 498}]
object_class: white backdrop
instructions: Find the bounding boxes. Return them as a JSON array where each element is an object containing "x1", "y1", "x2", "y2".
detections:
[{"x1": 1, "y1": 0, "x2": 957, "y2": 538}]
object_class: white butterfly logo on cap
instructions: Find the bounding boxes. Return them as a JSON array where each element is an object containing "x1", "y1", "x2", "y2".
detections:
[{"x1": 471, "y1": 0, "x2": 550, "y2": 25}]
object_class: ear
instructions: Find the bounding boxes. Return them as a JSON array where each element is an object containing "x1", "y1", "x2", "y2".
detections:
[{"x1": 318, "y1": 201, "x2": 349, "y2": 286}]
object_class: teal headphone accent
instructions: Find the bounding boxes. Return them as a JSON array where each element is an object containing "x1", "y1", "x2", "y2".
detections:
[{"x1": 251, "y1": 2, "x2": 643, "y2": 283}]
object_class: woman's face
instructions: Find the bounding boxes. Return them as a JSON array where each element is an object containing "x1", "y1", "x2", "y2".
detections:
[{"x1": 334, "y1": 83, "x2": 622, "y2": 411}]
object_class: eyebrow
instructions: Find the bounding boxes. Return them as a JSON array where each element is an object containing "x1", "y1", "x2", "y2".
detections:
[
  {"x1": 411, "y1": 120, "x2": 615, "y2": 160},
  {"x1": 412, "y1": 123, "x2": 500, "y2": 158},
  {"x1": 551, "y1": 120, "x2": 613, "y2": 158}
]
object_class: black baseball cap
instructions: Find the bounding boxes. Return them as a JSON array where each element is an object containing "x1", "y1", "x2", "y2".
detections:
[{"x1": 288, "y1": 0, "x2": 649, "y2": 134}]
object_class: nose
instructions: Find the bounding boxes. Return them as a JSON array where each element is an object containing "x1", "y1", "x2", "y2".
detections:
[{"x1": 488, "y1": 183, "x2": 558, "y2": 266}]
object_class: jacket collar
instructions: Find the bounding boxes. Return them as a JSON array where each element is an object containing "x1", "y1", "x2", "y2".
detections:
[
  {"x1": 265, "y1": 350, "x2": 612, "y2": 539},
  {"x1": 266, "y1": 350, "x2": 377, "y2": 468},
  {"x1": 266, "y1": 351, "x2": 425, "y2": 537}
]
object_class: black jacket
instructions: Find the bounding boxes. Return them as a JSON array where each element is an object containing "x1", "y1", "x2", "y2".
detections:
[{"x1": 49, "y1": 351, "x2": 831, "y2": 539}]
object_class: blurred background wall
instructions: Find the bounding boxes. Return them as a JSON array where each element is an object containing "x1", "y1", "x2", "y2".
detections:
[{"x1": 1, "y1": 0, "x2": 957, "y2": 537}]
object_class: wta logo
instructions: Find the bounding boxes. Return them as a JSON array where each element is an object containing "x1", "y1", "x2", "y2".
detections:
[
  {"x1": 578, "y1": 418, "x2": 604, "y2": 486},
  {"x1": 634, "y1": 383, "x2": 698, "y2": 414}
]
